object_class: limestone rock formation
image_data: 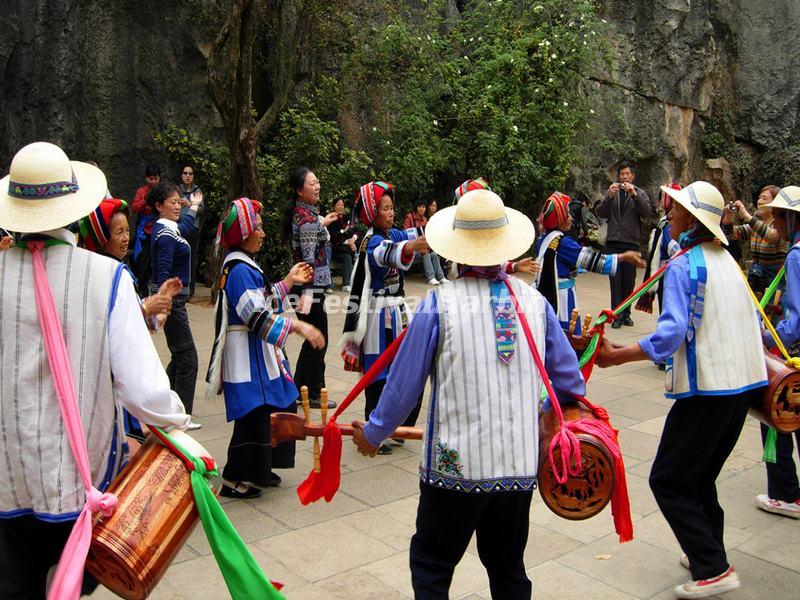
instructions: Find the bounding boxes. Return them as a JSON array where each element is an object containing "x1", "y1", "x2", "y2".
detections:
[
  {"x1": 0, "y1": 0, "x2": 220, "y2": 199},
  {"x1": 578, "y1": 0, "x2": 800, "y2": 202}
]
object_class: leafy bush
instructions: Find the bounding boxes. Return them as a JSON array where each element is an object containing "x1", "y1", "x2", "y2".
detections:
[
  {"x1": 760, "y1": 145, "x2": 800, "y2": 189},
  {"x1": 332, "y1": 0, "x2": 603, "y2": 214}
]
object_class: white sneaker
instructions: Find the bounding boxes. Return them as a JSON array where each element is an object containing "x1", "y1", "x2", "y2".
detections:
[
  {"x1": 343, "y1": 285, "x2": 351, "y2": 292},
  {"x1": 438, "y1": 277, "x2": 448, "y2": 284},
  {"x1": 674, "y1": 566, "x2": 740, "y2": 598},
  {"x1": 186, "y1": 421, "x2": 202, "y2": 431},
  {"x1": 427, "y1": 279, "x2": 440, "y2": 286},
  {"x1": 680, "y1": 553, "x2": 690, "y2": 569},
  {"x1": 755, "y1": 493, "x2": 800, "y2": 518}
]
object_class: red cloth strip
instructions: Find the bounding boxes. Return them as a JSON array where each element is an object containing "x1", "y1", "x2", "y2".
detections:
[{"x1": 297, "y1": 328, "x2": 408, "y2": 504}]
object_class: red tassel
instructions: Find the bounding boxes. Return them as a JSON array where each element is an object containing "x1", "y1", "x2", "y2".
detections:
[
  {"x1": 297, "y1": 422, "x2": 343, "y2": 504},
  {"x1": 297, "y1": 329, "x2": 409, "y2": 505}
]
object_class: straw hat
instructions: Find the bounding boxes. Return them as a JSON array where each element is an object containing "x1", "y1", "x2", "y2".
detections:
[
  {"x1": 660, "y1": 180, "x2": 728, "y2": 245},
  {"x1": 425, "y1": 188, "x2": 535, "y2": 266},
  {"x1": 0, "y1": 142, "x2": 107, "y2": 233},
  {"x1": 763, "y1": 186, "x2": 800, "y2": 213}
]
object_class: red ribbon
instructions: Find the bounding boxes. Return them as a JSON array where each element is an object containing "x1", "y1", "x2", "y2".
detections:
[
  {"x1": 297, "y1": 329, "x2": 408, "y2": 504},
  {"x1": 504, "y1": 280, "x2": 633, "y2": 543}
]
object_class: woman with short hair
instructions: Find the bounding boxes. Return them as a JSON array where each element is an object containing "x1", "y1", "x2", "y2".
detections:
[{"x1": 148, "y1": 181, "x2": 202, "y2": 428}]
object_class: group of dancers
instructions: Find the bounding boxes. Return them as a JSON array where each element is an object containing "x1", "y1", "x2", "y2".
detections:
[{"x1": 1, "y1": 139, "x2": 798, "y2": 599}]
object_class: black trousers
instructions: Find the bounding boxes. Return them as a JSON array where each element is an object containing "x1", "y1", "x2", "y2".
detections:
[
  {"x1": 0, "y1": 515, "x2": 98, "y2": 599},
  {"x1": 760, "y1": 424, "x2": 800, "y2": 501},
  {"x1": 186, "y1": 229, "x2": 201, "y2": 296},
  {"x1": 364, "y1": 377, "x2": 423, "y2": 428},
  {"x1": 164, "y1": 297, "x2": 198, "y2": 415},
  {"x1": 293, "y1": 289, "x2": 328, "y2": 400},
  {"x1": 223, "y1": 403, "x2": 297, "y2": 488},
  {"x1": 649, "y1": 389, "x2": 757, "y2": 580},
  {"x1": 605, "y1": 240, "x2": 639, "y2": 319},
  {"x1": 364, "y1": 327, "x2": 423, "y2": 426},
  {"x1": 410, "y1": 483, "x2": 533, "y2": 600}
]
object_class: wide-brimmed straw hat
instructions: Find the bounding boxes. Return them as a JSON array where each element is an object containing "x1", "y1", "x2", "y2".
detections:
[
  {"x1": 660, "y1": 180, "x2": 728, "y2": 245},
  {"x1": 763, "y1": 186, "x2": 800, "y2": 213},
  {"x1": 425, "y1": 189, "x2": 535, "y2": 266},
  {"x1": 0, "y1": 142, "x2": 107, "y2": 233}
]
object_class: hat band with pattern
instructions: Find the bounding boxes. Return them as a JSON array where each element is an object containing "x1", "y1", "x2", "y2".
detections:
[
  {"x1": 687, "y1": 186, "x2": 722, "y2": 216},
  {"x1": 779, "y1": 189, "x2": 800, "y2": 207},
  {"x1": 452, "y1": 215, "x2": 508, "y2": 230},
  {"x1": 9, "y1": 170, "x2": 79, "y2": 200}
]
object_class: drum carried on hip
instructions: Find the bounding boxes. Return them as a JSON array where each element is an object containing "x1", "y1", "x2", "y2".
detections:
[
  {"x1": 538, "y1": 401, "x2": 615, "y2": 520},
  {"x1": 85, "y1": 431, "x2": 217, "y2": 600},
  {"x1": 751, "y1": 350, "x2": 800, "y2": 433}
]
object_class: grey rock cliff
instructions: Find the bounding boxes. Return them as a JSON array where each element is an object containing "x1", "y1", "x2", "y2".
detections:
[
  {"x1": 0, "y1": 0, "x2": 220, "y2": 199},
  {"x1": 578, "y1": 0, "x2": 800, "y2": 201}
]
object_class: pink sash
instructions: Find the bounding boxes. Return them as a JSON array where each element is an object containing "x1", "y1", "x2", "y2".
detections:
[{"x1": 26, "y1": 241, "x2": 118, "y2": 600}]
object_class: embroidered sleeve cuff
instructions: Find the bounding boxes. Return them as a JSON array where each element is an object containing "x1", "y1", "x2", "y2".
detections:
[
  {"x1": 269, "y1": 281, "x2": 290, "y2": 313},
  {"x1": 403, "y1": 227, "x2": 419, "y2": 241},
  {"x1": 257, "y1": 312, "x2": 291, "y2": 347},
  {"x1": 400, "y1": 242, "x2": 415, "y2": 267}
]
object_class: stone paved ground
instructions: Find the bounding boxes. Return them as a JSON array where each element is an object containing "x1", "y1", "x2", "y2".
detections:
[{"x1": 91, "y1": 270, "x2": 800, "y2": 599}]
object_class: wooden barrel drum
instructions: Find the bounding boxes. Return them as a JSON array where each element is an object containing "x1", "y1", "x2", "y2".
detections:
[
  {"x1": 85, "y1": 431, "x2": 215, "y2": 600},
  {"x1": 751, "y1": 351, "x2": 800, "y2": 433},
  {"x1": 538, "y1": 403, "x2": 615, "y2": 520}
]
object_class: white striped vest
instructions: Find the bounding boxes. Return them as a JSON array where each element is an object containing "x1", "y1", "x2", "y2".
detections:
[
  {"x1": 666, "y1": 243, "x2": 767, "y2": 398},
  {"x1": 0, "y1": 244, "x2": 122, "y2": 519},
  {"x1": 420, "y1": 277, "x2": 545, "y2": 492}
]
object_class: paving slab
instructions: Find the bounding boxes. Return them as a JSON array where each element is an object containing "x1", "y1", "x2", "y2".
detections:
[{"x1": 85, "y1": 272, "x2": 800, "y2": 599}]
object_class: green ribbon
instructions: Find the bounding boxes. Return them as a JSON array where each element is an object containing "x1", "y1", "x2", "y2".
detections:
[
  {"x1": 759, "y1": 266, "x2": 786, "y2": 308},
  {"x1": 576, "y1": 270, "x2": 664, "y2": 368},
  {"x1": 153, "y1": 428, "x2": 285, "y2": 600},
  {"x1": 757, "y1": 268, "x2": 786, "y2": 464},
  {"x1": 762, "y1": 426, "x2": 778, "y2": 464}
]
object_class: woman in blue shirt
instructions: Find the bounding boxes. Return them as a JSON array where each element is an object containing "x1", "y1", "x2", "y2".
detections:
[
  {"x1": 148, "y1": 182, "x2": 202, "y2": 427},
  {"x1": 534, "y1": 191, "x2": 643, "y2": 333},
  {"x1": 597, "y1": 181, "x2": 767, "y2": 599}
]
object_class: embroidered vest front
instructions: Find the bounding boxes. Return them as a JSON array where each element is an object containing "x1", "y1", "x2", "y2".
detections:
[
  {"x1": 0, "y1": 245, "x2": 120, "y2": 518},
  {"x1": 666, "y1": 244, "x2": 767, "y2": 398},
  {"x1": 421, "y1": 277, "x2": 546, "y2": 492}
]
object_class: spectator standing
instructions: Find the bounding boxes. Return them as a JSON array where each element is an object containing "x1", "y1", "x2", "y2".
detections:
[
  {"x1": 131, "y1": 163, "x2": 161, "y2": 296},
  {"x1": 404, "y1": 200, "x2": 447, "y2": 285},
  {"x1": 282, "y1": 167, "x2": 338, "y2": 409},
  {"x1": 595, "y1": 161, "x2": 652, "y2": 328},
  {"x1": 149, "y1": 182, "x2": 203, "y2": 429},
  {"x1": 327, "y1": 198, "x2": 359, "y2": 291},
  {"x1": 178, "y1": 163, "x2": 205, "y2": 297},
  {"x1": 722, "y1": 185, "x2": 786, "y2": 295}
]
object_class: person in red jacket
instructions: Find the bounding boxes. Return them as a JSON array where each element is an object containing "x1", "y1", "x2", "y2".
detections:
[
  {"x1": 131, "y1": 163, "x2": 161, "y2": 295},
  {"x1": 404, "y1": 200, "x2": 446, "y2": 285}
]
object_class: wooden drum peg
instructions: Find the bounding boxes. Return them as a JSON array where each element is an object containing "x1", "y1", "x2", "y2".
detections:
[
  {"x1": 320, "y1": 388, "x2": 329, "y2": 426},
  {"x1": 300, "y1": 385, "x2": 311, "y2": 425},
  {"x1": 582, "y1": 314, "x2": 593, "y2": 338},
  {"x1": 568, "y1": 308, "x2": 580, "y2": 336}
]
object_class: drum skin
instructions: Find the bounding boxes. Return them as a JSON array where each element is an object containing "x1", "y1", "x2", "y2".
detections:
[
  {"x1": 538, "y1": 403, "x2": 615, "y2": 520},
  {"x1": 86, "y1": 436, "x2": 202, "y2": 600},
  {"x1": 751, "y1": 351, "x2": 800, "y2": 434}
]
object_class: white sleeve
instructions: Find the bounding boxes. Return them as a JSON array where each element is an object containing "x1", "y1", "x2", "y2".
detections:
[{"x1": 109, "y1": 269, "x2": 190, "y2": 428}]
